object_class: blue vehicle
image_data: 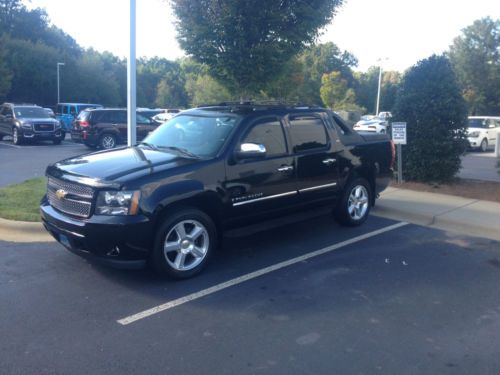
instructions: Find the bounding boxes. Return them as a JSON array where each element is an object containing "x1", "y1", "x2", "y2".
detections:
[{"x1": 56, "y1": 103, "x2": 103, "y2": 132}]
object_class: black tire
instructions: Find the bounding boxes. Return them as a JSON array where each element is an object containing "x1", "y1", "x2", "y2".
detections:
[
  {"x1": 334, "y1": 177, "x2": 372, "y2": 226},
  {"x1": 99, "y1": 133, "x2": 117, "y2": 149},
  {"x1": 52, "y1": 138, "x2": 62, "y2": 145},
  {"x1": 12, "y1": 127, "x2": 22, "y2": 145},
  {"x1": 151, "y1": 208, "x2": 217, "y2": 279},
  {"x1": 480, "y1": 138, "x2": 488, "y2": 152}
]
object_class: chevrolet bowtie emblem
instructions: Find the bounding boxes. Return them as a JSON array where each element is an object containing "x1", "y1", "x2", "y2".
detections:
[{"x1": 55, "y1": 189, "x2": 67, "y2": 199}]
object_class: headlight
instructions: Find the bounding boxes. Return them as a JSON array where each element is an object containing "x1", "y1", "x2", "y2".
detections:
[
  {"x1": 55, "y1": 122, "x2": 61, "y2": 129},
  {"x1": 96, "y1": 190, "x2": 141, "y2": 215},
  {"x1": 21, "y1": 122, "x2": 33, "y2": 129},
  {"x1": 468, "y1": 131, "x2": 480, "y2": 138}
]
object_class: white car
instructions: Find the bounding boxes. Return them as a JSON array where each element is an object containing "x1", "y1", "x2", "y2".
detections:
[
  {"x1": 466, "y1": 116, "x2": 500, "y2": 152},
  {"x1": 152, "y1": 109, "x2": 181, "y2": 123},
  {"x1": 353, "y1": 116, "x2": 388, "y2": 134}
]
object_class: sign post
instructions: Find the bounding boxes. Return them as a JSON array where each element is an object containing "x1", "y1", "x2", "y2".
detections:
[{"x1": 391, "y1": 122, "x2": 407, "y2": 184}]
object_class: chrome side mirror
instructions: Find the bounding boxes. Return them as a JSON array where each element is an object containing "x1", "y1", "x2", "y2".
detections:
[{"x1": 236, "y1": 143, "x2": 267, "y2": 159}]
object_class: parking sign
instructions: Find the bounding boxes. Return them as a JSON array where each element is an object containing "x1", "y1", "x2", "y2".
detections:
[{"x1": 392, "y1": 122, "x2": 407, "y2": 145}]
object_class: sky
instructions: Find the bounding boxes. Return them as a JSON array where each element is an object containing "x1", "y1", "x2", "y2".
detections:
[{"x1": 28, "y1": 0, "x2": 499, "y2": 73}]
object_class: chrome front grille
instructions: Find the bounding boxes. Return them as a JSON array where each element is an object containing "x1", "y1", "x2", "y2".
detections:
[
  {"x1": 47, "y1": 177, "x2": 94, "y2": 218},
  {"x1": 34, "y1": 123, "x2": 55, "y2": 132}
]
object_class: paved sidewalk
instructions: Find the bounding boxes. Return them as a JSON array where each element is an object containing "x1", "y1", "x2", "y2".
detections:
[
  {"x1": 373, "y1": 186, "x2": 500, "y2": 241},
  {"x1": 1, "y1": 187, "x2": 500, "y2": 243}
]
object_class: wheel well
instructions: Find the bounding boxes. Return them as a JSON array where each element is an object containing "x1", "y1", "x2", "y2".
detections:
[
  {"x1": 154, "y1": 194, "x2": 223, "y2": 239},
  {"x1": 351, "y1": 167, "x2": 376, "y2": 205}
]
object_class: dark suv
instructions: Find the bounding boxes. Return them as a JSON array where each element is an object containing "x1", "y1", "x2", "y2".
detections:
[
  {"x1": 0, "y1": 103, "x2": 63, "y2": 145},
  {"x1": 71, "y1": 108, "x2": 161, "y2": 149},
  {"x1": 42, "y1": 103, "x2": 394, "y2": 279}
]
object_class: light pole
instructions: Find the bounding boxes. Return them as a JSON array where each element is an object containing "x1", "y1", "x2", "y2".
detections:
[
  {"x1": 127, "y1": 0, "x2": 137, "y2": 147},
  {"x1": 375, "y1": 57, "x2": 388, "y2": 116},
  {"x1": 57, "y1": 62, "x2": 65, "y2": 104}
]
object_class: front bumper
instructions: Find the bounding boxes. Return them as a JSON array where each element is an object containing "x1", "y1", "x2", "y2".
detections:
[
  {"x1": 41, "y1": 199, "x2": 153, "y2": 269},
  {"x1": 22, "y1": 129, "x2": 63, "y2": 140},
  {"x1": 467, "y1": 137, "x2": 481, "y2": 149}
]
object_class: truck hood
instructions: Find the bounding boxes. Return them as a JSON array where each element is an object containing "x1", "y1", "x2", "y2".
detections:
[
  {"x1": 20, "y1": 118, "x2": 59, "y2": 124},
  {"x1": 47, "y1": 146, "x2": 197, "y2": 183}
]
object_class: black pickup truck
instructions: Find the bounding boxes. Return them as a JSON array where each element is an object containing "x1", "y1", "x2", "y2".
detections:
[{"x1": 41, "y1": 104, "x2": 394, "y2": 278}]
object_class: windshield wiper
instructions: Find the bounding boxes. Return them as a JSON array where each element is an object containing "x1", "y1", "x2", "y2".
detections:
[
  {"x1": 137, "y1": 142, "x2": 159, "y2": 151},
  {"x1": 158, "y1": 146, "x2": 201, "y2": 159}
]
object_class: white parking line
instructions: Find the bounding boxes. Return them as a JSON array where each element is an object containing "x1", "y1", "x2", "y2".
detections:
[{"x1": 117, "y1": 221, "x2": 409, "y2": 326}]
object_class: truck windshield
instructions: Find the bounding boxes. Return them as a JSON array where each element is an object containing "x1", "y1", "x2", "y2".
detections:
[
  {"x1": 142, "y1": 114, "x2": 240, "y2": 158},
  {"x1": 15, "y1": 107, "x2": 51, "y2": 119}
]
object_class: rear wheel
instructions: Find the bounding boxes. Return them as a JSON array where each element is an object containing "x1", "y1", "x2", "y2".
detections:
[
  {"x1": 99, "y1": 133, "x2": 117, "y2": 149},
  {"x1": 151, "y1": 208, "x2": 216, "y2": 279},
  {"x1": 480, "y1": 138, "x2": 488, "y2": 152},
  {"x1": 334, "y1": 177, "x2": 372, "y2": 226},
  {"x1": 12, "y1": 128, "x2": 22, "y2": 145}
]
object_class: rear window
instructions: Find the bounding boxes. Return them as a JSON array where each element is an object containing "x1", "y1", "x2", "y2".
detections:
[{"x1": 77, "y1": 111, "x2": 91, "y2": 121}]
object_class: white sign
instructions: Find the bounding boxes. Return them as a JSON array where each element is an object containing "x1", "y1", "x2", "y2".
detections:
[{"x1": 392, "y1": 122, "x2": 407, "y2": 145}]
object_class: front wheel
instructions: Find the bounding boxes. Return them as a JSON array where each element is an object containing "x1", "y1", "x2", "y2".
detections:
[
  {"x1": 151, "y1": 208, "x2": 217, "y2": 279},
  {"x1": 480, "y1": 138, "x2": 488, "y2": 152},
  {"x1": 12, "y1": 128, "x2": 22, "y2": 145},
  {"x1": 334, "y1": 177, "x2": 372, "y2": 226}
]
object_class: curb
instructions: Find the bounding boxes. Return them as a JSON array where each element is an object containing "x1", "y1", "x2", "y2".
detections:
[
  {"x1": 372, "y1": 203, "x2": 500, "y2": 242},
  {"x1": 0, "y1": 217, "x2": 54, "y2": 243}
]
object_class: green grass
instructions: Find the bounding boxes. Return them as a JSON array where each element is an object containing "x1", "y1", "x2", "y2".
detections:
[{"x1": 0, "y1": 177, "x2": 46, "y2": 222}]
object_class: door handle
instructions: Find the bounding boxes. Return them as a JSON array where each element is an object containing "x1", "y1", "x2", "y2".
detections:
[
  {"x1": 322, "y1": 158, "x2": 336, "y2": 165},
  {"x1": 277, "y1": 165, "x2": 294, "y2": 172}
]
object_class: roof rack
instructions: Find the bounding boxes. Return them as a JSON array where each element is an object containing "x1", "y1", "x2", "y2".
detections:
[{"x1": 197, "y1": 100, "x2": 324, "y2": 111}]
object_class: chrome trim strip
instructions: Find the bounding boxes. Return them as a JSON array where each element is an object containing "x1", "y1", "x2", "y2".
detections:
[
  {"x1": 299, "y1": 182, "x2": 337, "y2": 193},
  {"x1": 232, "y1": 191, "x2": 297, "y2": 206}
]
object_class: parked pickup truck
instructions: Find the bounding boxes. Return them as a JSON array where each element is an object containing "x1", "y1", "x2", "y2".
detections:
[{"x1": 41, "y1": 103, "x2": 395, "y2": 278}]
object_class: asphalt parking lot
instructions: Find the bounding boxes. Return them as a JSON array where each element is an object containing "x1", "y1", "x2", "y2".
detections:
[
  {"x1": 1, "y1": 214, "x2": 499, "y2": 374},
  {"x1": 0, "y1": 136, "x2": 90, "y2": 187}
]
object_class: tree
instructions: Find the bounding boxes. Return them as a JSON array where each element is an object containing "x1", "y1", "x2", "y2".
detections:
[
  {"x1": 296, "y1": 42, "x2": 357, "y2": 105},
  {"x1": 320, "y1": 71, "x2": 364, "y2": 112},
  {"x1": 392, "y1": 55, "x2": 468, "y2": 182},
  {"x1": 449, "y1": 17, "x2": 500, "y2": 115},
  {"x1": 171, "y1": 0, "x2": 344, "y2": 96},
  {"x1": 354, "y1": 67, "x2": 401, "y2": 114},
  {"x1": 184, "y1": 74, "x2": 232, "y2": 107},
  {"x1": 0, "y1": 37, "x2": 12, "y2": 99}
]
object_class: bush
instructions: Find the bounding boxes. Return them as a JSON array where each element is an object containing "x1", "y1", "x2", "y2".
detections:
[{"x1": 392, "y1": 55, "x2": 468, "y2": 182}]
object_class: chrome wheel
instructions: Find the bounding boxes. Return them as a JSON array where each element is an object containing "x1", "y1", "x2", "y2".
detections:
[
  {"x1": 348, "y1": 185, "x2": 369, "y2": 221},
  {"x1": 100, "y1": 135, "x2": 116, "y2": 149},
  {"x1": 480, "y1": 139, "x2": 488, "y2": 152},
  {"x1": 163, "y1": 220, "x2": 209, "y2": 271},
  {"x1": 13, "y1": 128, "x2": 19, "y2": 144}
]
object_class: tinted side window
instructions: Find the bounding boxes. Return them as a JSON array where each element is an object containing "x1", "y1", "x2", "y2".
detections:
[
  {"x1": 289, "y1": 115, "x2": 328, "y2": 152},
  {"x1": 114, "y1": 111, "x2": 127, "y2": 123},
  {"x1": 95, "y1": 111, "x2": 112, "y2": 122},
  {"x1": 243, "y1": 119, "x2": 287, "y2": 157}
]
